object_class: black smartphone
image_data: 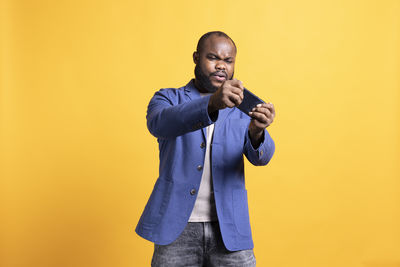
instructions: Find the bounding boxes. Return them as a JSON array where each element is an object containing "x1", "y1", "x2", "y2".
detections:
[{"x1": 237, "y1": 88, "x2": 265, "y2": 115}]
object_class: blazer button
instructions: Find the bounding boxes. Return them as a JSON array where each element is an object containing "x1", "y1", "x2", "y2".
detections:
[
  {"x1": 200, "y1": 142, "x2": 205, "y2": 148},
  {"x1": 190, "y1": 189, "x2": 196, "y2": 195},
  {"x1": 197, "y1": 165, "x2": 203, "y2": 171},
  {"x1": 260, "y1": 150, "x2": 264, "y2": 156}
]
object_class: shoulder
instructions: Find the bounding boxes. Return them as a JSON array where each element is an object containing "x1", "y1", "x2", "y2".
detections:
[
  {"x1": 155, "y1": 87, "x2": 185, "y2": 99},
  {"x1": 151, "y1": 81, "x2": 192, "y2": 104}
]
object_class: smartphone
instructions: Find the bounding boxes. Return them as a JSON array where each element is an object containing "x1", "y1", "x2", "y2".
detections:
[{"x1": 237, "y1": 88, "x2": 265, "y2": 115}]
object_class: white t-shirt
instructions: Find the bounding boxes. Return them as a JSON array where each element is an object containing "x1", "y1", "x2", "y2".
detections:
[{"x1": 188, "y1": 94, "x2": 218, "y2": 222}]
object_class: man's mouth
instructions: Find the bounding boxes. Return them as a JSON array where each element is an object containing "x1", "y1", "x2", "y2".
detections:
[{"x1": 211, "y1": 72, "x2": 227, "y2": 82}]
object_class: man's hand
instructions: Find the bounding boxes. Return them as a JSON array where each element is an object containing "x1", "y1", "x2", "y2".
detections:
[
  {"x1": 248, "y1": 103, "x2": 275, "y2": 148},
  {"x1": 208, "y1": 79, "x2": 244, "y2": 113}
]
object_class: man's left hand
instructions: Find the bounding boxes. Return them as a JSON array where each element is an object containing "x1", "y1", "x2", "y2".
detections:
[{"x1": 248, "y1": 103, "x2": 275, "y2": 147}]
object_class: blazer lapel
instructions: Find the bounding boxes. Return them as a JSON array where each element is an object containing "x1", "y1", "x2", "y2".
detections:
[{"x1": 184, "y1": 79, "x2": 207, "y2": 141}]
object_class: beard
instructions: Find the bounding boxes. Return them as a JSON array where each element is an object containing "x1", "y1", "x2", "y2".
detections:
[{"x1": 194, "y1": 63, "x2": 234, "y2": 93}]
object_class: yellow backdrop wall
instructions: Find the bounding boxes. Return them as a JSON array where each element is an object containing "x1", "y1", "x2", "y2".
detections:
[{"x1": 1, "y1": 0, "x2": 399, "y2": 266}]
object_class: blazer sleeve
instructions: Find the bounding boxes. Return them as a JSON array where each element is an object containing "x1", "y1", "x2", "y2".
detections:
[
  {"x1": 146, "y1": 89, "x2": 218, "y2": 139},
  {"x1": 243, "y1": 127, "x2": 275, "y2": 166}
]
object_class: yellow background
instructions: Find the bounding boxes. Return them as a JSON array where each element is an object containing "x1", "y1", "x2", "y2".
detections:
[{"x1": 1, "y1": 0, "x2": 399, "y2": 266}]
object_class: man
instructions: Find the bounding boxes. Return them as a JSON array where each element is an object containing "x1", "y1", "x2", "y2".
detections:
[{"x1": 136, "y1": 31, "x2": 276, "y2": 266}]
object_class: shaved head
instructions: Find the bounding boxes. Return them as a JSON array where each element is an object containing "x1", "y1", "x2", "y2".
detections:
[{"x1": 196, "y1": 31, "x2": 237, "y2": 55}]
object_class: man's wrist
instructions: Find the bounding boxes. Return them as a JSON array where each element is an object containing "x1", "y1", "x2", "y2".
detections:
[
  {"x1": 207, "y1": 95, "x2": 219, "y2": 121},
  {"x1": 248, "y1": 129, "x2": 264, "y2": 148},
  {"x1": 208, "y1": 95, "x2": 218, "y2": 114}
]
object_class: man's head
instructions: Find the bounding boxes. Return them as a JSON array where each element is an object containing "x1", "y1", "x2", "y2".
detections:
[{"x1": 193, "y1": 31, "x2": 237, "y2": 93}]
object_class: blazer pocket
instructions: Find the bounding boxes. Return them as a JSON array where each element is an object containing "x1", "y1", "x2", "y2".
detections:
[
  {"x1": 141, "y1": 178, "x2": 172, "y2": 227},
  {"x1": 232, "y1": 189, "x2": 252, "y2": 237}
]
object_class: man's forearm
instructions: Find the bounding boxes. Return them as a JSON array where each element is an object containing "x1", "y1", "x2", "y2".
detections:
[{"x1": 147, "y1": 92, "x2": 216, "y2": 139}]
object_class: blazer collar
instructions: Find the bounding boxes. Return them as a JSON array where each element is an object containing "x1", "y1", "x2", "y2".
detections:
[{"x1": 184, "y1": 79, "x2": 202, "y2": 100}]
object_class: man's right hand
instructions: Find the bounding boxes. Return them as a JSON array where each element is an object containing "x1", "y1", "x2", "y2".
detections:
[{"x1": 208, "y1": 79, "x2": 244, "y2": 114}]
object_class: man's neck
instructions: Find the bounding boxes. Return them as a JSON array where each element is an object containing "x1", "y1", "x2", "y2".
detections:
[{"x1": 194, "y1": 79, "x2": 209, "y2": 94}]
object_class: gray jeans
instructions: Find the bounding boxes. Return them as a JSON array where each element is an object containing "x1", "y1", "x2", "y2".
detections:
[{"x1": 151, "y1": 222, "x2": 256, "y2": 267}]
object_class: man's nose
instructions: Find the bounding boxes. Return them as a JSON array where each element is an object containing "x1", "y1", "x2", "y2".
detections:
[{"x1": 215, "y1": 60, "x2": 226, "y2": 70}]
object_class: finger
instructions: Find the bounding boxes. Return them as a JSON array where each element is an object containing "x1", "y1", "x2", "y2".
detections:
[
  {"x1": 252, "y1": 106, "x2": 272, "y2": 118},
  {"x1": 223, "y1": 96, "x2": 237, "y2": 108},
  {"x1": 254, "y1": 116, "x2": 273, "y2": 128},
  {"x1": 257, "y1": 103, "x2": 271, "y2": 109},
  {"x1": 228, "y1": 92, "x2": 242, "y2": 106},
  {"x1": 228, "y1": 85, "x2": 244, "y2": 98},
  {"x1": 251, "y1": 118, "x2": 268, "y2": 129},
  {"x1": 256, "y1": 103, "x2": 275, "y2": 118},
  {"x1": 249, "y1": 110, "x2": 268, "y2": 124},
  {"x1": 229, "y1": 79, "x2": 244, "y2": 91},
  {"x1": 239, "y1": 91, "x2": 244, "y2": 101},
  {"x1": 238, "y1": 80, "x2": 244, "y2": 90},
  {"x1": 265, "y1": 102, "x2": 275, "y2": 117}
]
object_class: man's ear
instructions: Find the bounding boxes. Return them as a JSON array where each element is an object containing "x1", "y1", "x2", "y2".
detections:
[{"x1": 193, "y1": 51, "x2": 199, "y2": 64}]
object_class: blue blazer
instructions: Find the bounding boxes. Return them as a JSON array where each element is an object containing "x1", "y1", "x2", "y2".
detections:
[{"x1": 136, "y1": 80, "x2": 275, "y2": 251}]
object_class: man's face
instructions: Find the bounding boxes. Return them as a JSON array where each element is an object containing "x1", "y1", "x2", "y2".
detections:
[{"x1": 194, "y1": 35, "x2": 236, "y2": 93}]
